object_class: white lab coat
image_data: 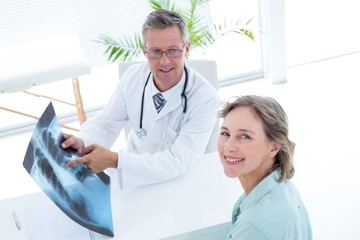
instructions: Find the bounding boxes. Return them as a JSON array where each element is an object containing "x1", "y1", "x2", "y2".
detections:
[{"x1": 78, "y1": 62, "x2": 220, "y2": 189}]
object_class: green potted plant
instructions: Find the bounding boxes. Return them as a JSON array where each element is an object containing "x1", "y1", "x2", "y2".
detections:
[{"x1": 96, "y1": 0, "x2": 255, "y2": 62}]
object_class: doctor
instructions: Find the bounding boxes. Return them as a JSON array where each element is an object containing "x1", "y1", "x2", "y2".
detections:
[{"x1": 61, "y1": 9, "x2": 220, "y2": 189}]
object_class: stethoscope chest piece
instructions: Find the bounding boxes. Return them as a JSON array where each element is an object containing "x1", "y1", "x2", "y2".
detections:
[{"x1": 137, "y1": 128, "x2": 147, "y2": 140}]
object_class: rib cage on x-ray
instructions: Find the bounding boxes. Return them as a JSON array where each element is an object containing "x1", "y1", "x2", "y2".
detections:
[{"x1": 23, "y1": 102, "x2": 114, "y2": 237}]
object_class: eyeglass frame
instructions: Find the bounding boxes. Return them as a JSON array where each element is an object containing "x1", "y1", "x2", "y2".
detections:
[{"x1": 144, "y1": 44, "x2": 186, "y2": 59}]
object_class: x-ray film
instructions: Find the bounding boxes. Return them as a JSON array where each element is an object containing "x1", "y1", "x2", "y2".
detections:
[{"x1": 23, "y1": 102, "x2": 114, "y2": 237}]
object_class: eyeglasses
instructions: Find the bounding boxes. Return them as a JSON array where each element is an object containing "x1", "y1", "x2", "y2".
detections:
[{"x1": 145, "y1": 45, "x2": 185, "y2": 59}]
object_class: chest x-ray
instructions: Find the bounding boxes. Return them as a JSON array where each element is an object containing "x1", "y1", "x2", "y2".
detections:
[{"x1": 23, "y1": 102, "x2": 114, "y2": 237}]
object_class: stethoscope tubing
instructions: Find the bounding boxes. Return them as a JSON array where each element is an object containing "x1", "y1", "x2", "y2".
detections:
[{"x1": 138, "y1": 67, "x2": 188, "y2": 133}]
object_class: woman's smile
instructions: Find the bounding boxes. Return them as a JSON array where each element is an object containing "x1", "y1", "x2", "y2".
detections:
[{"x1": 224, "y1": 156, "x2": 245, "y2": 165}]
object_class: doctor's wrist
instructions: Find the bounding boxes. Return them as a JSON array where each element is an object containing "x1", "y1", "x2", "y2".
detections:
[{"x1": 111, "y1": 151, "x2": 118, "y2": 169}]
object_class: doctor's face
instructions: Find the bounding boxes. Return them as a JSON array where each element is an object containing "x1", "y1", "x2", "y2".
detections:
[{"x1": 143, "y1": 25, "x2": 190, "y2": 92}]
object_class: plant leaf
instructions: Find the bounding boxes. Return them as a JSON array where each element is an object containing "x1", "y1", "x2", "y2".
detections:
[{"x1": 96, "y1": 0, "x2": 255, "y2": 62}]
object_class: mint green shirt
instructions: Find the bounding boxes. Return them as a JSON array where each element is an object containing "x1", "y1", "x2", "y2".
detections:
[{"x1": 226, "y1": 171, "x2": 312, "y2": 240}]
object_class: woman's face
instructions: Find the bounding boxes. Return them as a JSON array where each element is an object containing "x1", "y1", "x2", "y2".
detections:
[
  {"x1": 217, "y1": 106, "x2": 279, "y2": 185},
  {"x1": 143, "y1": 25, "x2": 190, "y2": 92}
]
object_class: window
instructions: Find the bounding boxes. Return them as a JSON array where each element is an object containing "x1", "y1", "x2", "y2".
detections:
[
  {"x1": 206, "y1": 0, "x2": 262, "y2": 82},
  {"x1": 0, "y1": 0, "x2": 262, "y2": 81},
  {"x1": 0, "y1": 0, "x2": 263, "y2": 135},
  {"x1": 0, "y1": 0, "x2": 151, "y2": 67},
  {"x1": 285, "y1": 0, "x2": 360, "y2": 67}
]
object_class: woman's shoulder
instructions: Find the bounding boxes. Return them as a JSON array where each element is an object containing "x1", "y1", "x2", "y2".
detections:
[{"x1": 237, "y1": 180, "x2": 309, "y2": 238}]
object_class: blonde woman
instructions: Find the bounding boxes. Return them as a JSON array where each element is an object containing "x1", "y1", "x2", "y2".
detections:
[{"x1": 217, "y1": 95, "x2": 312, "y2": 240}]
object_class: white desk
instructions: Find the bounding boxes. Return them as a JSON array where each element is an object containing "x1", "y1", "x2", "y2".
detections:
[{"x1": 0, "y1": 152, "x2": 241, "y2": 240}]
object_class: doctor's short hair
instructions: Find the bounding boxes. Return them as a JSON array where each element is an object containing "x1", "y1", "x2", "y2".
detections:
[
  {"x1": 217, "y1": 95, "x2": 295, "y2": 182},
  {"x1": 142, "y1": 9, "x2": 189, "y2": 46}
]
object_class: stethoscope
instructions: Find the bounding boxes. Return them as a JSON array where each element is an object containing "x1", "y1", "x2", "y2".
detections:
[{"x1": 137, "y1": 67, "x2": 188, "y2": 139}]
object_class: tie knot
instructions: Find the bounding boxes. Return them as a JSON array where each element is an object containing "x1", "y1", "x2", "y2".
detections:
[{"x1": 153, "y1": 93, "x2": 166, "y2": 113}]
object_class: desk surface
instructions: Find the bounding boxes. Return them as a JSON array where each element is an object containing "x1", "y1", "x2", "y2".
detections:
[{"x1": 0, "y1": 152, "x2": 241, "y2": 240}]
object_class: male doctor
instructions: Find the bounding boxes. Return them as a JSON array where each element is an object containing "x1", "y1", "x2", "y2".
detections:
[{"x1": 61, "y1": 9, "x2": 220, "y2": 189}]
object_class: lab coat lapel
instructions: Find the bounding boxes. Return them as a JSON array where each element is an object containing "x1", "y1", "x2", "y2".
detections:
[
  {"x1": 154, "y1": 65, "x2": 193, "y2": 120},
  {"x1": 156, "y1": 89, "x2": 182, "y2": 119}
]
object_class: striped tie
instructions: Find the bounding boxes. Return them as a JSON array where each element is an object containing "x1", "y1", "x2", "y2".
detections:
[{"x1": 153, "y1": 93, "x2": 166, "y2": 113}]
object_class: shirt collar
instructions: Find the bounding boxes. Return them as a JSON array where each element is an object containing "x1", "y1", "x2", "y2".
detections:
[
  {"x1": 239, "y1": 170, "x2": 281, "y2": 212},
  {"x1": 150, "y1": 70, "x2": 185, "y2": 101}
]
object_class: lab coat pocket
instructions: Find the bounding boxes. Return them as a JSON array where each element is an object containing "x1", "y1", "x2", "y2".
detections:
[
  {"x1": 164, "y1": 110, "x2": 186, "y2": 144},
  {"x1": 165, "y1": 127, "x2": 178, "y2": 145}
]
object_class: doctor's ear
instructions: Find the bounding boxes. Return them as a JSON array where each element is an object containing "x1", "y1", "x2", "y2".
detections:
[
  {"x1": 142, "y1": 45, "x2": 146, "y2": 55},
  {"x1": 185, "y1": 42, "x2": 190, "y2": 55}
]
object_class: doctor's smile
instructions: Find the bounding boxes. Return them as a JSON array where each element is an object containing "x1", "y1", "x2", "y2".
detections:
[
  {"x1": 159, "y1": 67, "x2": 174, "y2": 73},
  {"x1": 157, "y1": 67, "x2": 175, "y2": 78}
]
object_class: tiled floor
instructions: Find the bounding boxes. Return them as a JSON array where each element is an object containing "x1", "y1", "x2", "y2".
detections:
[{"x1": 1, "y1": 52, "x2": 360, "y2": 239}]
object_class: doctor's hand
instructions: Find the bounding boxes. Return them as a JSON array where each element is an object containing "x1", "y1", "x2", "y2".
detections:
[
  {"x1": 61, "y1": 133, "x2": 84, "y2": 152},
  {"x1": 66, "y1": 144, "x2": 118, "y2": 173}
]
